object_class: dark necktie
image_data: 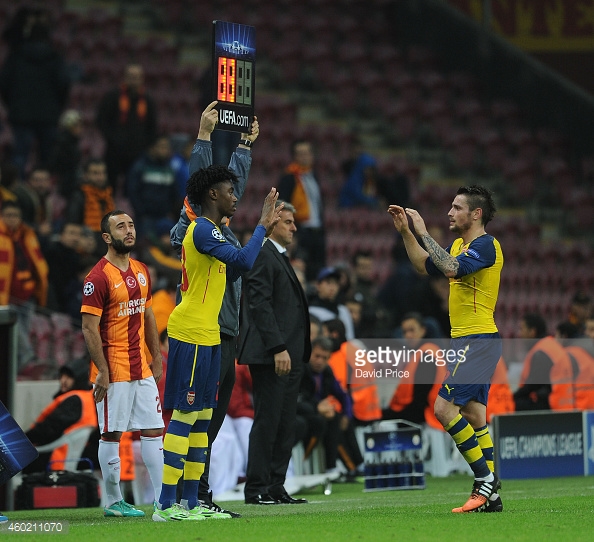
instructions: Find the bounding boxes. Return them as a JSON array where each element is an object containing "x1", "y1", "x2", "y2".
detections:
[
  {"x1": 281, "y1": 252, "x2": 297, "y2": 280},
  {"x1": 281, "y1": 252, "x2": 306, "y2": 302}
]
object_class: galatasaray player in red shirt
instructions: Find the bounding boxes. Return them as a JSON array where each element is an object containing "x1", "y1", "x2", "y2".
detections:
[{"x1": 81, "y1": 210, "x2": 164, "y2": 518}]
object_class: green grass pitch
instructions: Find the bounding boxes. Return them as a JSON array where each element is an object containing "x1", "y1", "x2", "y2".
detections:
[{"x1": 2, "y1": 474, "x2": 593, "y2": 541}]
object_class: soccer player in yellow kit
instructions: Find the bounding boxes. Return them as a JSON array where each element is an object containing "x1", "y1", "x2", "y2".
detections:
[
  {"x1": 153, "y1": 165, "x2": 282, "y2": 521},
  {"x1": 389, "y1": 185, "x2": 503, "y2": 513}
]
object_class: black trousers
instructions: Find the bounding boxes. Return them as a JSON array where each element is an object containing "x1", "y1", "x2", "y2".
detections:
[
  {"x1": 198, "y1": 333, "x2": 236, "y2": 501},
  {"x1": 245, "y1": 360, "x2": 304, "y2": 498}
]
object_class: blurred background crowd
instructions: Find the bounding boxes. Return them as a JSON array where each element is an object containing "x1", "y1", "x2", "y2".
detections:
[{"x1": 2, "y1": 0, "x2": 594, "y2": 491}]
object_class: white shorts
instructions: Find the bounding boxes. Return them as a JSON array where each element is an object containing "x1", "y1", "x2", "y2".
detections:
[{"x1": 96, "y1": 378, "x2": 165, "y2": 433}]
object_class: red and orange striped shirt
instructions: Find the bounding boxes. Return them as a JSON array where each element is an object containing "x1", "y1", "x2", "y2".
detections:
[{"x1": 81, "y1": 257, "x2": 153, "y2": 383}]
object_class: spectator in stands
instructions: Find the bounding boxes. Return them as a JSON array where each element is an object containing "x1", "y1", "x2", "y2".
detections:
[
  {"x1": 310, "y1": 313, "x2": 323, "y2": 341},
  {"x1": 514, "y1": 313, "x2": 575, "y2": 411},
  {"x1": 567, "y1": 291, "x2": 591, "y2": 336},
  {"x1": 278, "y1": 139, "x2": 325, "y2": 282},
  {"x1": 24, "y1": 355, "x2": 98, "y2": 473},
  {"x1": 339, "y1": 150, "x2": 379, "y2": 209},
  {"x1": 405, "y1": 225, "x2": 450, "y2": 338},
  {"x1": 150, "y1": 274, "x2": 177, "y2": 336},
  {"x1": 485, "y1": 358, "x2": 515, "y2": 423},
  {"x1": 11, "y1": 166, "x2": 62, "y2": 248},
  {"x1": 127, "y1": 134, "x2": 178, "y2": 244},
  {"x1": 564, "y1": 328, "x2": 594, "y2": 411},
  {"x1": 407, "y1": 273, "x2": 451, "y2": 338},
  {"x1": 382, "y1": 312, "x2": 445, "y2": 428},
  {"x1": 78, "y1": 226, "x2": 98, "y2": 258},
  {"x1": 348, "y1": 250, "x2": 392, "y2": 338},
  {"x1": 339, "y1": 137, "x2": 410, "y2": 209},
  {"x1": 287, "y1": 249, "x2": 308, "y2": 291},
  {"x1": 556, "y1": 321, "x2": 580, "y2": 340},
  {"x1": 323, "y1": 318, "x2": 382, "y2": 424},
  {"x1": 0, "y1": 200, "x2": 48, "y2": 367},
  {"x1": 0, "y1": 161, "x2": 18, "y2": 205},
  {"x1": 66, "y1": 158, "x2": 114, "y2": 258},
  {"x1": 170, "y1": 134, "x2": 193, "y2": 199},
  {"x1": 344, "y1": 296, "x2": 363, "y2": 338},
  {"x1": 334, "y1": 263, "x2": 353, "y2": 304},
  {"x1": 377, "y1": 168, "x2": 411, "y2": 209},
  {"x1": 377, "y1": 239, "x2": 423, "y2": 334},
  {"x1": 49, "y1": 109, "x2": 83, "y2": 198},
  {"x1": 62, "y1": 254, "x2": 96, "y2": 325},
  {"x1": 298, "y1": 336, "x2": 363, "y2": 476},
  {"x1": 308, "y1": 266, "x2": 355, "y2": 340},
  {"x1": 44, "y1": 221, "x2": 83, "y2": 314},
  {"x1": 141, "y1": 218, "x2": 181, "y2": 289},
  {"x1": 0, "y1": 6, "x2": 70, "y2": 178},
  {"x1": 96, "y1": 63, "x2": 157, "y2": 194}
]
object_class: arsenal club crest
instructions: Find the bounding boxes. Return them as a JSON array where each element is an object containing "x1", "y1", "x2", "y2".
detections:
[{"x1": 187, "y1": 391, "x2": 195, "y2": 405}]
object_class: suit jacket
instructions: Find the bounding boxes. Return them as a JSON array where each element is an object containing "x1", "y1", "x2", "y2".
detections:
[{"x1": 238, "y1": 240, "x2": 311, "y2": 365}]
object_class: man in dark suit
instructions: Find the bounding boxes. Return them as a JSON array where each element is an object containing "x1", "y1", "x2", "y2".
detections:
[{"x1": 238, "y1": 201, "x2": 311, "y2": 505}]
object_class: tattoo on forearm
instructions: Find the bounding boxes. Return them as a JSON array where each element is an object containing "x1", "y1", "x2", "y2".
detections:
[{"x1": 421, "y1": 234, "x2": 459, "y2": 275}]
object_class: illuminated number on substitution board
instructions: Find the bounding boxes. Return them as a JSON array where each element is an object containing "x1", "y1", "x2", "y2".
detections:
[
  {"x1": 217, "y1": 57, "x2": 237, "y2": 103},
  {"x1": 218, "y1": 57, "x2": 228, "y2": 101}
]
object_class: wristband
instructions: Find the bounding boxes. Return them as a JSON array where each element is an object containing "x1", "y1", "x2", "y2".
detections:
[{"x1": 239, "y1": 139, "x2": 253, "y2": 148}]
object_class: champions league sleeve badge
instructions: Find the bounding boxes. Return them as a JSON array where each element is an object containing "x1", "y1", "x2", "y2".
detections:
[{"x1": 83, "y1": 282, "x2": 95, "y2": 296}]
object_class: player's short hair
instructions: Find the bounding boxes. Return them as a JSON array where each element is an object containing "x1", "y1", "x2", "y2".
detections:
[
  {"x1": 101, "y1": 210, "x2": 129, "y2": 235},
  {"x1": 457, "y1": 185, "x2": 497, "y2": 226},
  {"x1": 186, "y1": 165, "x2": 238, "y2": 206},
  {"x1": 276, "y1": 200, "x2": 296, "y2": 214}
]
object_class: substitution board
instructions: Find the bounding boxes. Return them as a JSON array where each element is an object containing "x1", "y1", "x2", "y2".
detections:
[
  {"x1": 0, "y1": 400, "x2": 38, "y2": 485},
  {"x1": 212, "y1": 20, "x2": 255, "y2": 132}
]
